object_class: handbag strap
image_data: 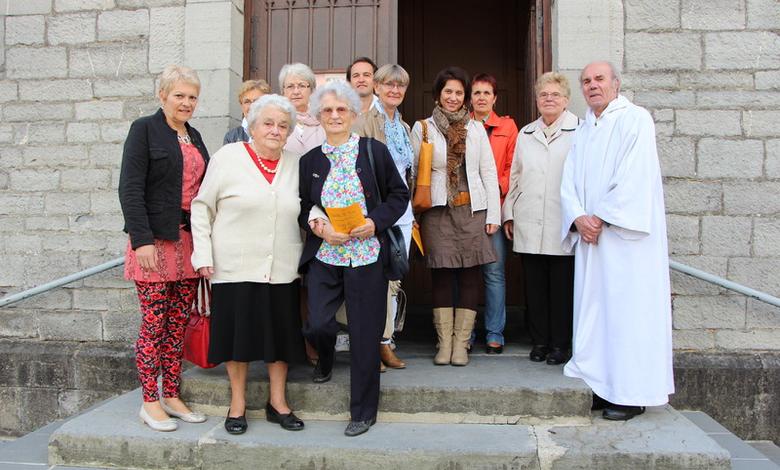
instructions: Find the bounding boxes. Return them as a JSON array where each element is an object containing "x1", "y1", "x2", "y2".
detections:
[
  {"x1": 365, "y1": 138, "x2": 401, "y2": 247},
  {"x1": 419, "y1": 120, "x2": 429, "y2": 143}
]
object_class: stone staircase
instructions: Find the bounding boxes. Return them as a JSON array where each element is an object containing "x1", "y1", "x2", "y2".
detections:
[{"x1": 48, "y1": 344, "x2": 733, "y2": 469}]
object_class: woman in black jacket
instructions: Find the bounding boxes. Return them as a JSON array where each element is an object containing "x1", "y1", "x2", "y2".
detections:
[{"x1": 118, "y1": 65, "x2": 209, "y2": 432}]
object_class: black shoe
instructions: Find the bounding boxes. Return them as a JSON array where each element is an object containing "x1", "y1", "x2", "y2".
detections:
[
  {"x1": 224, "y1": 410, "x2": 247, "y2": 435},
  {"x1": 603, "y1": 404, "x2": 646, "y2": 421},
  {"x1": 545, "y1": 348, "x2": 570, "y2": 365},
  {"x1": 265, "y1": 402, "x2": 304, "y2": 431},
  {"x1": 591, "y1": 393, "x2": 611, "y2": 411},
  {"x1": 313, "y1": 360, "x2": 332, "y2": 383},
  {"x1": 486, "y1": 343, "x2": 503, "y2": 354},
  {"x1": 529, "y1": 345, "x2": 550, "y2": 362},
  {"x1": 344, "y1": 416, "x2": 376, "y2": 437}
]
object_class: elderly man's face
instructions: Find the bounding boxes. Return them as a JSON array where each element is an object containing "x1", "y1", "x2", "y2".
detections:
[{"x1": 580, "y1": 62, "x2": 619, "y2": 116}]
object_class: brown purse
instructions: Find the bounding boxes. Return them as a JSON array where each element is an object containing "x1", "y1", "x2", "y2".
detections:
[{"x1": 412, "y1": 120, "x2": 433, "y2": 214}]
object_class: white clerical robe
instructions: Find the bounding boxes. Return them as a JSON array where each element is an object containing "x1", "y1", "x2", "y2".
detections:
[{"x1": 560, "y1": 95, "x2": 674, "y2": 406}]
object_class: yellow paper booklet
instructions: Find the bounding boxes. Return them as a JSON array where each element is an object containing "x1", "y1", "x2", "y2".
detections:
[
  {"x1": 325, "y1": 204, "x2": 366, "y2": 234},
  {"x1": 412, "y1": 224, "x2": 424, "y2": 255}
]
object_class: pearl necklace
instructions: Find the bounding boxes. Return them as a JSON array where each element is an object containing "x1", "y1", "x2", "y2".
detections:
[{"x1": 252, "y1": 146, "x2": 279, "y2": 174}]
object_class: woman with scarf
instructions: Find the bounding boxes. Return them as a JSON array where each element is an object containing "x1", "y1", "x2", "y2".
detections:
[
  {"x1": 410, "y1": 67, "x2": 500, "y2": 367},
  {"x1": 280, "y1": 63, "x2": 327, "y2": 155},
  {"x1": 352, "y1": 64, "x2": 413, "y2": 372}
]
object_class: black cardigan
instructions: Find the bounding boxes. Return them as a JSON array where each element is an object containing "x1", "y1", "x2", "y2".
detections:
[
  {"x1": 118, "y1": 108, "x2": 210, "y2": 250},
  {"x1": 298, "y1": 137, "x2": 409, "y2": 273}
]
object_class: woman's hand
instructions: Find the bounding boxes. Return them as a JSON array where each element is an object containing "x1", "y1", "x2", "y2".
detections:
[
  {"x1": 135, "y1": 244, "x2": 158, "y2": 272},
  {"x1": 503, "y1": 221, "x2": 514, "y2": 240},
  {"x1": 349, "y1": 218, "x2": 376, "y2": 239},
  {"x1": 485, "y1": 224, "x2": 500, "y2": 235},
  {"x1": 198, "y1": 267, "x2": 214, "y2": 280},
  {"x1": 311, "y1": 218, "x2": 350, "y2": 246}
]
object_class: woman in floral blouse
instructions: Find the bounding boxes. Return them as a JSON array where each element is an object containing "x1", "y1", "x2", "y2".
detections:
[{"x1": 298, "y1": 80, "x2": 408, "y2": 437}]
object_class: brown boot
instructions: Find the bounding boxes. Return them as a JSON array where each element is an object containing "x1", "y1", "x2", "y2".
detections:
[
  {"x1": 380, "y1": 343, "x2": 406, "y2": 369},
  {"x1": 451, "y1": 308, "x2": 477, "y2": 366},
  {"x1": 380, "y1": 360, "x2": 386, "y2": 373},
  {"x1": 432, "y1": 307, "x2": 454, "y2": 365}
]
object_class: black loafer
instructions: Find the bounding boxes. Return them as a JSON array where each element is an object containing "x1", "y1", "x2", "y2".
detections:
[
  {"x1": 265, "y1": 402, "x2": 304, "y2": 431},
  {"x1": 603, "y1": 404, "x2": 646, "y2": 421},
  {"x1": 591, "y1": 393, "x2": 611, "y2": 411},
  {"x1": 344, "y1": 416, "x2": 376, "y2": 437},
  {"x1": 529, "y1": 345, "x2": 550, "y2": 362},
  {"x1": 224, "y1": 410, "x2": 247, "y2": 435},
  {"x1": 486, "y1": 343, "x2": 503, "y2": 354},
  {"x1": 313, "y1": 360, "x2": 332, "y2": 383},
  {"x1": 546, "y1": 348, "x2": 570, "y2": 365}
]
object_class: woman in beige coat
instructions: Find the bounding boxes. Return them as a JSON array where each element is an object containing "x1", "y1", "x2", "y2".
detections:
[{"x1": 502, "y1": 72, "x2": 579, "y2": 366}]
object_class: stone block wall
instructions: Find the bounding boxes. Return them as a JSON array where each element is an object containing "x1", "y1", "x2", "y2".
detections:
[{"x1": 0, "y1": 0, "x2": 244, "y2": 436}]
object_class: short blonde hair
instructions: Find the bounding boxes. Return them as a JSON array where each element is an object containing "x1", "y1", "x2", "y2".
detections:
[
  {"x1": 374, "y1": 64, "x2": 410, "y2": 86},
  {"x1": 238, "y1": 79, "x2": 271, "y2": 102},
  {"x1": 534, "y1": 72, "x2": 571, "y2": 99},
  {"x1": 158, "y1": 65, "x2": 200, "y2": 96}
]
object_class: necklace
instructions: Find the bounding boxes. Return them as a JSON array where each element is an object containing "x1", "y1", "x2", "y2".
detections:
[
  {"x1": 177, "y1": 133, "x2": 191, "y2": 145},
  {"x1": 251, "y1": 146, "x2": 279, "y2": 173}
]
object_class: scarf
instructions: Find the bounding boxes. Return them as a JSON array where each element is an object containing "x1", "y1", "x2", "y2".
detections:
[
  {"x1": 376, "y1": 105, "x2": 413, "y2": 174},
  {"x1": 241, "y1": 117, "x2": 252, "y2": 143},
  {"x1": 296, "y1": 111, "x2": 320, "y2": 128},
  {"x1": 432, "y1": 104, "x2": 469, "y2": 205},
  {"x1": 540, "y1": 112, "x2": 565, "y2": 142}
]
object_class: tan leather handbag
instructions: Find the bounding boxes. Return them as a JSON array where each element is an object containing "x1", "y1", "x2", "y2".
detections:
[{"x1": 412, "y1": 120, "x2": 433, "y2": 214}]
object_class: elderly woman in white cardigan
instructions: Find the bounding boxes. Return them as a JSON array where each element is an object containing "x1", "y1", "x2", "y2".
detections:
[{"x1": 191, "y1": 94, "x2": 305, "y2": 435}]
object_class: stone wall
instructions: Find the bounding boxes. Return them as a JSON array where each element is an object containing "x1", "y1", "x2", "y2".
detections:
[{"x1": 555, "y1": 0, "x2": 780, "y2": 351}]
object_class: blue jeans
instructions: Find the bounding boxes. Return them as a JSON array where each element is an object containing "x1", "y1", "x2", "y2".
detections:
[{"x1": 480, "y1": 230, "x2": 507, "y2": 345}]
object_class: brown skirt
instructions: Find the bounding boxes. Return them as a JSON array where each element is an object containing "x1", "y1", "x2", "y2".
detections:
[{"x1": 419, "y1": 204, "x2": 496, "y2": 269}]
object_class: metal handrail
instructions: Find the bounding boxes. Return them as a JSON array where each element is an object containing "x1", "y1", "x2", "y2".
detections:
[
  {"x1": 0, "y1": 257, "x2": 778, "y2": 309},
  {"x1": 0, "y1": 257, "x2": 125, "y2": 308}
]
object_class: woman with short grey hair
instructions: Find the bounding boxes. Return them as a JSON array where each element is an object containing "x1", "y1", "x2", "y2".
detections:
[
  {"x1": 191, "y1": 94, "x2": 306, "y2": 435},
  {"x1": 279, "y1": 63, "x2": 326, "y2": 156},
  {"x1": 307, "y1": 79, "x2": 362, "y2": 117}
]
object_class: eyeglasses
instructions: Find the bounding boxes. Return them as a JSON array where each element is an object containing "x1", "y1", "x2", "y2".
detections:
[
  {"x1": 320, "y1": 106, "x2": 351, "y2": 116},
  {"x1": 284, "y1": 83, "x2": 311, "y2": 91},
  {"x1": 241, "y1": 98, "x2": 259, "y2": 106},
  {"x1": 538, "y1": 91, "x2": 564, "y2": 100},
  {"x1": 381, "y1": 82, "x2": 408, "y2": 90}
]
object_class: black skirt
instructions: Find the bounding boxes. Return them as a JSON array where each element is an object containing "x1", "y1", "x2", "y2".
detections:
[{"x1": 208, "y1": 280, "x2": 305, "y2": 364}]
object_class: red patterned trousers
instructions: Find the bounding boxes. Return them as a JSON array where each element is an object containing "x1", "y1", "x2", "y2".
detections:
[{"x1": 134, "y1": 279, "x2": 198, "y2": 402}]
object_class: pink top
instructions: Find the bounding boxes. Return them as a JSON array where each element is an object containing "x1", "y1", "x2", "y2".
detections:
[{"x1": 124, "y1": 143, "x2": 206, "y2": 282}]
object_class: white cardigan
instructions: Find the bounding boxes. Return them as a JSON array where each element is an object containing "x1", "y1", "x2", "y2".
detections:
[
  {"x1": 190, "y1": 143, "x2": 303, "y2": 284},
  {"x1": 410, "y1": 118, "x2": 500, "y2": 225},
  {"x1": 502, "y1": 110, "x2": 579, "y2": 256}
]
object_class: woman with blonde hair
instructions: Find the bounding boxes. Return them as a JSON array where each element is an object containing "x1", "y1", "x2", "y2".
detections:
[{"x1": 223, "y1": 79, "x2": 272, "y2": 144}]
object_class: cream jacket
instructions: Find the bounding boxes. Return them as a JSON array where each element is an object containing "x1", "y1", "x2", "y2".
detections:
[
  {"x1": 502, "y1": 110, "x2": 579, "y2": 256},
  {"x1": 410, "y1": 117, "x2": 500, "y2": 225},
  {"x1": 191, "y1": 143, "x2": 303, "y2": 284}
]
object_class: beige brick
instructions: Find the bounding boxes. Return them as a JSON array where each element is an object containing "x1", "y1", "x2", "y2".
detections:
[
  {"x1": 0, "y1": 126, "x2": 13, "y2": 145},
  {"x1": 117, "y1": 0, "x2": 185, "y2": 6},
  {"x1": 1, "y1": 233, "x2": 43, "y2": 254},
  {"x1": 69, "y1": 213, "x2": 124, "y2": 232},
  {"x1": 75, "y1": 100, "x2": 124, "y2": 120},
  {"x1": 756, "y1": 71, "x2": 780, "y2": 90},
  {"x1": 671, "y1": 255, "x2": 729, "y2": 296},
  {"x1": 19, "y1": 79, "x2": 93, "y2": 102},
  {"x1": 626, "y1": 33, "x2": 701, "y2": 71},
  {"x1": 747, "y1": 0, "x2": 780, "y2": 28},
  {"x1": 89, "y1": 191, "x2": 121, "y2": 213},
  {"x1": 0, "y1": 81, "x2": 18, "y2": 103},
  {"x1": 149, "y1": 6, "x2": 185, "y2": 73},
  {"x1": 767, "y1": 140, "x2": 780, "y2": 178},
  {"x1": 13, "y1": 122, "x2": 67, "y2": 145},
  {"x1": 705, "y1": 32, "x2": 780, "y2": 70},
  {"x1": 0, "y1": 194, "x2": 45, "y2": 215},
  {"x1": 672, "y1": 329, "x2": 715, "y2": 351},
  {"x1": 729, "y1": 257, "x2": 780, "y2": 296},
  {"x1": 0, "y1": 310, "x2": 39, "y2": 339},
  {"x1": 97, "y1": 9, "x2": 149, "y2": 41},
  {"x1": 634, "y1": 91, "x2": 696, "y2": 109},
  {"x1": 676, "y1": 110, "x2": 742, "y2": 137},
  {"x1": 5, "y1": 15, "x2": 45, "y2": 45},
  {"x1": 61, "y1": 168, "x2": 111, "y2": 190},
  {"x1": 653, "y1": 109, "x2": 674, "y2": 122},
  {"x1": 743, "y1": 110, "x2": 780, "y2": 138},
  {"x1": 23, "y1": 145, "x2": 89, "y2": 168},
  {"x1": 674, "y1": 294, "x2": 746, "y2": 329},
  {"x1": 93, "y1": 77, "x2": 154, "y2": 98},
  {"x1": 66, "y1": 122, "x2": 102, "y2": 143},
  {"x1": 682, "y1": 0, "x2": 746, "y2": 30},
  {"x1": 715, "y1": 329, "x2": 780, "y2": 349},
  {"x1": 0, "y1": 172, "x2": 8, "y2": 189},
  {"x1": 701, "y1": 216, "x2": 752, "y2": 257},
  {"x1": 679, "y1": 71, "x2": 754, "y2": 89},
  {"x1": 697, "y1": 91, "x2": 780, "y2": 109},
  {"x1": 697, "y1": 138, "x2": 764, "y2": 178},
  {"x1": 664, "y1": 180, "x2": 722, "y2": 213},
  {"x1": 69, "y1": 44, "x2": 147, "y2": 78},
  {"x1": 624, "y1": 0, "x2": 680, "y2": 29},
  {"x1": 99, "y1": 121, "x2": 131, "y2": 143},
  {"x1": 0, "y1": 216, "x2": 25, "y2": 232},
  {"x1": 723, "y1": 182, "x2": 780, "y2": 215},
  {"x1": 38, "y1": 311, "x2": 103, "y2": 341},
  {"x1": 42, "y1": 232, "x2": 108, "y2": 251},
  {"x1": 753, "y1": 217, "x2": 780, "y2": 257},
  {"x1": 25, "y1": 215, "x2": 69, "y2": 230},
  {"x1": 1, "y1": 0, "x2": 53, "y2": 15},
  {"x1": 54, "y1": 0, "x2": 115, "y2": 12},
  {"x1": 102, "y1": 309, "x2": 140, "y2": 341},
  {"x1": 122, "y1": 97, "x2": 160, "y2": 120},
  {"x1": 3, "y1": 102, "x2": 73, "y2": 122},
  {"x1": 667, "y1": 214, "x2": 700, "y2": 255},
  {"x1": 658, "y1": 137, "x2": 696, "y2": 178},
  {"x1": 44, "y1": 192, "x2": 90, "y2": 214},
  {"x1": 47, "y1": 12, "x2": 97, "y2": 45},
  {"x1": 88, "y1": 143, "x2": 123, "y2": 167},
  {"x1": 0, "y1": 146, "x2": 23, "y2": 166},
  {"x1": 621, "y1": 73, "x2": 678, "y2": 90},
  {"x1": 6, "y1": 46, "x2": 67, "y2": 79},
  {"x1": 9, "y1": 170, "x2": 60, "y2": 191},
  {"x1": 746, "y1": 298, "x2": 780, "y2": 328}
]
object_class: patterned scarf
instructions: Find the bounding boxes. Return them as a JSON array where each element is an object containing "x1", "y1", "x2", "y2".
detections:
[
  {"x1": 296, "y1": 111, "x2": 320, "y2": 128},
  {"x1": 376, "y1": 104, "x2": 413, "y2": 174},
  {"x1": 432, "y1": 104, "x2": 469, "y2": 205}
]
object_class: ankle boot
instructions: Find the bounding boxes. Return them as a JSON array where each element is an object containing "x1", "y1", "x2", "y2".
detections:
[
  {"x1": 451, "y1": 308, "x2": 477, "y2": 366},
  {"x1": 432, "y1": 307, "x2": 454, "y2": 365}
]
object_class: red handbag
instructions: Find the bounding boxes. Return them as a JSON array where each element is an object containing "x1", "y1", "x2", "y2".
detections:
[{"x1": 183, "y1": 278, "x2": 217, "y2": 369}]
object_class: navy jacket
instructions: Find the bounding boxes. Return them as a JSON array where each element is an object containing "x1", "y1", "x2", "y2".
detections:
[
  {"x1": 298, "y1": 137, "x2": 409, "y2": 273},
  {"x1": 118, "y1": 108, "x2": 209, "y2": 249},
  {"x1": 223, "y1": 125, "x2": 249, "y2": 145}
]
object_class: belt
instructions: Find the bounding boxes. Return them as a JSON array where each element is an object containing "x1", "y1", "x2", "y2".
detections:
[{"x1": 452, "y1": 191, "x2": 470, "y2": 207}]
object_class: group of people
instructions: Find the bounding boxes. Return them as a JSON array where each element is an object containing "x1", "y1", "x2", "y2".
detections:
[{"x1": 118, "y1": 57, "x2": 674, "y2": 438}]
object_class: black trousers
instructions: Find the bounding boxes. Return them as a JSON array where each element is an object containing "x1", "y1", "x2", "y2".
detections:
[
  {"x1": 521, "y1": 253, "x2": 574, "y2": 348},
  {"x1": 304, "y1": 258, "x2": 387, "y2": 421}
]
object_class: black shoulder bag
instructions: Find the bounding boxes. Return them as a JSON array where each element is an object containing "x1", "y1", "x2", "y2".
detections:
[{"x1": 365, "y1": 138, "x2": 409, "y2": 281}]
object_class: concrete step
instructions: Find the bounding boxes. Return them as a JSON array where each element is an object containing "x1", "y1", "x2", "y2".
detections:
[
  {"x1": 48, "y1": 389, "x2": 731, "y2": 470},
  {"x1": 181, "y1": 343, "x2": 592, "y2": 424}
]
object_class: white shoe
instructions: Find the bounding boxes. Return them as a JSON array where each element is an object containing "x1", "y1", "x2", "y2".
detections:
[
  {"x1": 161, "y1": 401, "x2": 207, "y2": 423},
  {"x1": 139, "y1": 406, "x2": 177, "y2": 432}
]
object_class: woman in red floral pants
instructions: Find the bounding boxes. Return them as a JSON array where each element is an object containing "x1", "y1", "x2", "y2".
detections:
[{"x1": 119, "y1": 65, "x2": 210, "y2": 432}]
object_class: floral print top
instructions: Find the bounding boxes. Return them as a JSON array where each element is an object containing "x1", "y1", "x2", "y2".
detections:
[{"x1": 315, "y1": 133, "x2": 380, "y2": 267}]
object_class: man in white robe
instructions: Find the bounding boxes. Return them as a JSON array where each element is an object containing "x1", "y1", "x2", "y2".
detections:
[{"x1": 560, "y1": 61, "x2": 674, "y2": 421}]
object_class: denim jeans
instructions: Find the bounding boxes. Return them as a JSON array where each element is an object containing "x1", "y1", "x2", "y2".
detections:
[{"x1": 480, "y1": 230, "x2": 507, "y2": 345}]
